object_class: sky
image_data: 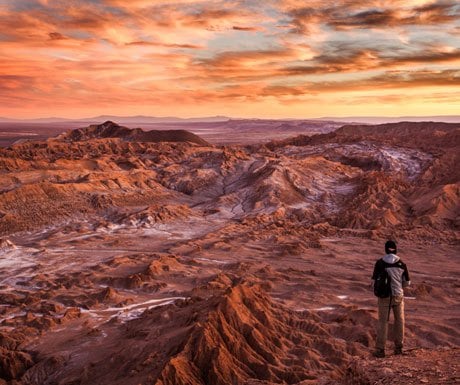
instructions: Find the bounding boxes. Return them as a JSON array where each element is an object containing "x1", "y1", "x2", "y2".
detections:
[{"x1": 0, "y1": 0, "x2": 459, "y2": 119}]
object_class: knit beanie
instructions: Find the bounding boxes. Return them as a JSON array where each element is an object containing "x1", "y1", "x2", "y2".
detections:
[{"x1": 385, "y1": 240, "x2": 397, "y2": 254}]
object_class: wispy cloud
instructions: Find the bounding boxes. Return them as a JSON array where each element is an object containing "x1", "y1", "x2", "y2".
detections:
[
  {"x1": 284, "y1": 0, "x2": 460, "y2": 32},
  {"x1": 0, "y1": 0, "x2": 459, "y2": 118}
]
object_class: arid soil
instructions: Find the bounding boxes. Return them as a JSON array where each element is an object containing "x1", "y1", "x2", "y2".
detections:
[
  {"x1": 0, "y1": 121, "x2": 458, "y2": 384},
  {"x1": 343, "y1": 347, "x2": 459, "y2": 384}
]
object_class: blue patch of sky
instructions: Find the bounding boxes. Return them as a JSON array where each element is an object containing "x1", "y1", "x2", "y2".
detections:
[
  {"x1": 65, "y1": 30, "x2": 94, "y2": 40},
  {"x1": 4, "y1": 0, "x2": 126, "y2": 17},
  {"x1": 405, "y1": 27, "x2": 460, "y2": 49},
  {"x1": 97, "y1": 39, "x2": 116, "y2": 51},
  {"x1": 0, "y1": 33, "x2": 16, "y2": 42},
  {"x1": 233, "y1": 0, "x2": 279, "y2": 16},
  {"x1": 290, "y1": 69, "x2": 388, "y2": 84},
  {"x1": 3, "y1": 0, "x2": 46, "y2": 12},
  {"x1": 323, "y1": 24, "x2": 404, "y2": 45},
  {"x1": 204, "y1": 30, "x2": 283, "y2": 57},
  {"x1": 47, "y1": 51, "x2": 81, "y2": 61},
  {"x1": 449, "y1": 3, "x2": 460, "y2": 14}
]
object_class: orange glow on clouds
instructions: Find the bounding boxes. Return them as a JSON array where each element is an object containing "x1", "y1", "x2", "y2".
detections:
[{"x1": 0, "y1": 0, "x2": 459, "y2": 118}]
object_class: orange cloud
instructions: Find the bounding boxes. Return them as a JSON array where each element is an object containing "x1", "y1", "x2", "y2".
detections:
[
  {"x1": 125, "y1": 41, "x2": 203, "y2": 49},
  {"x1": 283, "y1": 0, "x2": 460, "y2": 33},
  {"x1": 232, "y1": 26, "x2": 260, "y2": 32},
  {"x1": 0, "y1": 1, "x2": 458, "y2": 118}
]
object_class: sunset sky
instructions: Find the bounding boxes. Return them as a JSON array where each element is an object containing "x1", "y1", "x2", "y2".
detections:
[{"x1": 1, "y1": 0, "x2": 459, "y2": 119}]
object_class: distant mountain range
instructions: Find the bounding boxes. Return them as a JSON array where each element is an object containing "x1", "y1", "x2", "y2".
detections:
[
  {"x1": 317, "y1": 115, "x2": 460, "y2": 124},
  {"x1": 1, "y1": 115, "x2": 460, "y2": 124},
  {"x1": 0, "y1": 115, "x2": 231, "y2": 124}
]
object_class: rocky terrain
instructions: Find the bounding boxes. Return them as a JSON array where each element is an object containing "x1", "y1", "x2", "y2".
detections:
[
  {"x1": 0, "y1": 118, "x2": 341, "y2": 147},
  {"x1": 0, "y1": 120, "x2": 458, "y2": 384}
]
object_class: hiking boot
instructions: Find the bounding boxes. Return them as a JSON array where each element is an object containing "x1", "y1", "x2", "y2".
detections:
[
  {"x1": 394, "y1": 347, "x2": 403, "y2": 355},
  {"x1": 373, "y1": 349, "x2": 385, "y2": 358}
]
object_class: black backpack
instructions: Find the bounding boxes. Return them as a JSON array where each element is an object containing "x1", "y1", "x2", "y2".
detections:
[{"x1": 374, "y1": 261, "x2": 392, "y2": 298}]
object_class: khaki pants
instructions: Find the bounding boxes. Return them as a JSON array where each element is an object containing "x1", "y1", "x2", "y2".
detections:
[{"x1": 376, "y1": 295, "x2": 404, "y2": 351}]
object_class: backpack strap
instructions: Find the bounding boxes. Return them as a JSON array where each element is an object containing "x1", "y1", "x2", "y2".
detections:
[{"x1": 372, "y1": 258, "x2": 386, "y2": 280}]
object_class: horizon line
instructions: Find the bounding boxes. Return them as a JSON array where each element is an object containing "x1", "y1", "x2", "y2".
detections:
[{"x1": 1, "y1": 114, "x2": 460, "y2": 122}]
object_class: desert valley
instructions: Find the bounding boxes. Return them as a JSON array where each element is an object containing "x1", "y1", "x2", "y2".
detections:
[
  {"x1": 0, "y1": 120, "x2": 458, "y2": 384},
  {"x1": 2, "y1": 0, "x2": 460, "y2": 382}
]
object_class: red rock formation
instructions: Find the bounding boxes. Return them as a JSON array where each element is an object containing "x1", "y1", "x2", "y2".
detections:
[
  {"x1": 58, "y1": 121, "x2": 211, "y2": 146},
  {"x1": 0, "y1": 121, "x2": 458, "y2": 384},
  {"x1": 155, "y1": 282, "x2": 366, "y2": 385}
]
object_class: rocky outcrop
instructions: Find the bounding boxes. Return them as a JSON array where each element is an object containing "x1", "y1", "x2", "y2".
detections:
[
  {"x1": 0, "y1": 332, "x2": 35, "y2": 381},
  {"x1": 58, "y1": 121, "x2": 211, "y2": 146},
  {"x1": 155, "y1": 281, "x2": 366, "y2": 385}
]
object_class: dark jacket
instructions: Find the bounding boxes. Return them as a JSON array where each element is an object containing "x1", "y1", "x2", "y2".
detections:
[{"x1": 372, "y1": 253, "x2": 410, "y2": 297}]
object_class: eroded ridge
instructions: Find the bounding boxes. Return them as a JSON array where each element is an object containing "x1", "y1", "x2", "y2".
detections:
[{"x1": 0, "y1": 121, "x2": 459, "y2": 384}]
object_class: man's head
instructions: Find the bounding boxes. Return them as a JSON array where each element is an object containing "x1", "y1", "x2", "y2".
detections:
[{"x1": 385, "y1": 240, "x2": 397, "y2": 254}]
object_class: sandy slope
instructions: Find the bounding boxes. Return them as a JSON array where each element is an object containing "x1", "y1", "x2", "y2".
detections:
[{"x1": 0, "y1": 121, "x2": 458, "y2": 384}]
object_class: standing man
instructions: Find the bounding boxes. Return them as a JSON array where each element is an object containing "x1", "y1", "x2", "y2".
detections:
[{"x1": 372, "y1": 240, "x2": 411, "y2": 358}]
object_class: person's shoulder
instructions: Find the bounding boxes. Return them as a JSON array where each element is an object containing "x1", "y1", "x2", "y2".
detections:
[
  {"x1": 397, "y1": 258, "x2": 408, "y2": 267},
  {"x1": 375, "y1": 257, "x2": 385, "y2": 266}
]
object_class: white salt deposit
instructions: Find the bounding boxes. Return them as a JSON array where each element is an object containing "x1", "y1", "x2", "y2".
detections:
[
  {"x1": 195, "y1": 257, "x2": 230, "y2": 265},
  {"x1": 85, "y1": 296, "x2": 186, "y2": 323},
  {"x1": 315, "y1": 306, "x2": 335, "y2": 311}
]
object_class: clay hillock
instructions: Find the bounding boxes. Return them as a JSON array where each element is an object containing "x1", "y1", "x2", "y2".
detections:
[
  {"x1": 145, "y1": 255, "x2": 183, "y2": 275},
  {"x1": 260, "y1": 122, "x2": 459, "y2": 239},
  {"x1": 22, "y1": 279, "x2": 371, "y2": 385},
  {"x1": 0, "y1": 237, "x2": 16, "y2": 250},
  {"x1": 266, "y1": 121, "x2": 459, "y2": 152},
  {"x1": 333, "y1": 172, "x2": 409, "y2": 230},
  {"x1": 410, "y1": 183, "x2": 460, "y2": 228},
  {"x1": 0, "y1": 136, "x2": 195, "y2": 167},
  {"x1": 0, "y1": 344, "x2": 34, "y2": 382},
  {"x1": 227, "y1": 159, "x2": 307, "y2": 212},
  {"x1": 0, "y1": 137, "x2": 197, "y2": 234},
  {"x1": 155, "y1": 281, "x2": 367, "y2": 385},
  {"x1": 0, "y1": 118, "x2": 457, "y2": 239},
  {"x1": 94, "y1": 252, "x2": 199, "y2": 293},
  {"x1": 235, "y1": 157, "x2": 355, "y2": 214},
  {"x1": 109, "y1": 205, "x2": 193, "y2": 227},
  {"x1": 332, "y1": 121, "x2": 460, "y2": 151},
  {"x1": 264, "y1": 134, "x2": 312, "y2": 150},
  {"x1": 0, "y1": 182, "x2": 93, "y2": 235},
  {"x1": 420, "y1": 146, "x2": 460, "y2": 186},
  {"x1": 58, "y1": 121, "x2": 211, "y2": 146}
]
